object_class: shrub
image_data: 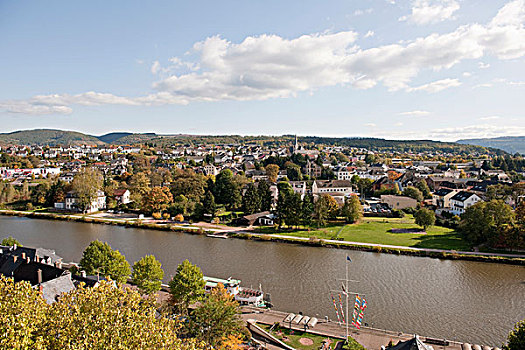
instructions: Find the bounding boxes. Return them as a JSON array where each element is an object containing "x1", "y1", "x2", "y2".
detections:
[
  {"x1": 174, "y1": 214, "x2": 184, "y2": 222},
  {"x1": 152, "y1": 212, "x2": 162, "y2": 220},
  {"x1": 212, "y1": 217, "x2": 220, "y2": 224},
  {"x1": 162, "y1": 212, "x2": 170, "y2": 220}
]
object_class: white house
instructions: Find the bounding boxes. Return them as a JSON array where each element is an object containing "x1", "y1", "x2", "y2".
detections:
[
  {"x1": 63, "y1": 190, "x2": 106, "y2": 213},
  {"x1": 449, "y1": 191, "x2": 482, "y2": 215},
  {"x1": 113, "y1": 189, "x2": 131, "y2": 205}
]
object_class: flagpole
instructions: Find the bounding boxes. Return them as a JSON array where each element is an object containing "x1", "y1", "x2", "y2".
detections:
[{"x1": 346, "y1": 256, "x2": 349, "y2": 341}]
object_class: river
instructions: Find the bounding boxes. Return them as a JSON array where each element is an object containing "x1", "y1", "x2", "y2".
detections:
[{"x1": 1, "y1": 215, "x2": 524, "y2": 347}]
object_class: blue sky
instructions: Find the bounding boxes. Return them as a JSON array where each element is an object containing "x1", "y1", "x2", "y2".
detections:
[{"x1": 1, "y1": 0, "x2": 524, "y2": 141}]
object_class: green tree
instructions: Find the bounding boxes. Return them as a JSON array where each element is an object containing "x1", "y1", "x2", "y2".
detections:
[
  {"x1": 169, "y1": 260, "x2": 206, "y2": 315},
  {"x1": 414, "y1": 208, "x2": 436, "y2": 230},
  {"x1": 284, "y1": 192, "x2": 302, "y2": 228},
  {"x1": 504, "y1": 319, "x2": 525, "y2": 350},
  {"x1": 276, "y1": 182, "x2": 293, "y2": 228},
  {"x1": 416, "y1": 180, "x2": 432, "y2": 199},
  {"x1": 193, "y1": 283, "x2": 246, "y2": 347},
  {"x1": 257, "y1": 181, "x2": 273, "y2": 211},
  {"x1": 242, "y1": 183, "x2": 261, "y2": 214},
  {"x1": 202, "y1": 190, "x2": 217, "y2": 217},
  {"x1": 131, "y1": 255, "x2": 164, "y2": 295},
  {"x1": 314, "y1": 194, "x2": 332, "y2": 226},
  {"x1": 79, "y1": 240, "x2": 131, "y2": 284},
  {"x1": 285, "y1": 163, "x2": 302, "y2": 181},
  {"x1": 1, "y1": 236, "x2": 21, "y2": 246},
  {"x1": 402, "y1": 186, "x2": 424, "y2": 202},
  {"x1": 301, "y1": 194, "x2": 315, "y2": 226},
  {"x1": 71, "y1": 168, "x2": 103, "y2": 212},
  {"x1": 458, "y1": 200, "x2": 515, "y2": 246},
  {"x1": 171, "y1": 169, "x2": 207, "y2": 202},
  {"x1": 341, "y1": 195, "x2": 363, "y2": 224},
  {"x1": 214, "y1": 169, "x2": 241, "y2": 209},
  {"x1": 265, "y1": 164, "x2": 280, "y2": 183}
]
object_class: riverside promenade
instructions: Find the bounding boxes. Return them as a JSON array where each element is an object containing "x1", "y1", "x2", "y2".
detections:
[{"x1": 240, "y1": 306, "x2": 464, "y2": 350}]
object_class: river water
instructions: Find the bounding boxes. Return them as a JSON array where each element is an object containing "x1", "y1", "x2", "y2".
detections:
[{"x1": 1, "y1": 215, "x2": 524, "y2": 346}]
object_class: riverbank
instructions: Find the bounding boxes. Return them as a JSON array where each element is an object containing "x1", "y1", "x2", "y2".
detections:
[{"x1": 2, "y1": 209, "x2": 524, "y2": 266}]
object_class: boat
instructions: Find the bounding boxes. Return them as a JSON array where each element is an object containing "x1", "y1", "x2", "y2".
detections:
[
  {"x1": 203, "y1": 276, "x2": 271, "y2": 308},
  {"x1": 206, "y1": 233, "x2": 229, "y2": 239}
]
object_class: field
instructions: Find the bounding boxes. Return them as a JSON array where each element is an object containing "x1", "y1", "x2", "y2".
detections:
[{"x1": 257, "y1": 215, "x2": 472, "y2": 251}]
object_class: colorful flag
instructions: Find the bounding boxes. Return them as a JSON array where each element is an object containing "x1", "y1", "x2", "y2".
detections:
[
  {"x1": 347, "y1": 256, "x2": 352, "y2": 262},
  {"x1": 331, "y1": 294, "x2": 341, "y2": 323},
  {"x1": 338, "y1": 294, "x2": 345, "y2": 323}
]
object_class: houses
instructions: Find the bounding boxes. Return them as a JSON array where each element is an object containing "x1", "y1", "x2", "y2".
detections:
[
  {"x1": 449, "y1": 191, "x2": 482, "y2": 215},
  {"x1": 54, "y1": 190, "x2": 106, "y2": 213},
  {"x1": 432, "y1": 188, "x2": 459, "y2": 209},
  {"x1": 312, "y1": 180, "x2": 354, "y2": 205},
  {"x1": 380, "y1": 195, "x2": 418, "y2": 210},
  {"x1": 113, "y1": 189, "x2": 131, "y2": 205},
  {"x1": 303, "y1": 160, "x2": 322, "y2": 179},
  {"x1": 236, "y1": 211, "x2": 275, "y2": 226}
]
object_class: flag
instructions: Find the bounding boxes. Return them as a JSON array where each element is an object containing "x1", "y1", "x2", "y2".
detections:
[{"x1": 347, "y1": 256, "x2": 352, "y2": 262}]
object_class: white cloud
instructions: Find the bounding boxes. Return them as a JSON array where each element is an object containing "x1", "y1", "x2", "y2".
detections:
[
  {"x1": 354, "y1": 8, "x2": 373, "y2": 16},
  {"x1": 2, "y1": 0, "x2": 525, "y2": 115},
  {"x1": 399, "y1": 0, "x2": 460, "y2": 25},
  {"x1": 509, "y1": 80, "x2": 525, "y2": 85},
  {"x1": 480, "y1": 115, "x2": 501, "y2": 120},
  {"x1": 364, "y1": 123, "x2": 377, "y2": 127},
  {"x1": 462, "y1": 72, "x2": 472, "y2": 77},
  {"x1": 428, "y1": 124, "x2": 525, "y2": 140},
  {"x1": 406, "y1": 78, "x2": 461, "y2": 92},
  {"x1": 473, "y1": 83, "x2": 493, "y2": 88},
  {"x1": 478, "y1": 62, "x2": 491, "y2": 69},
  {"x1": 364, "y1": 30, "x2": 375, "y2": 38},
  {"x1": 398, "y1": 110, "x2": 430, "y2": 116}
]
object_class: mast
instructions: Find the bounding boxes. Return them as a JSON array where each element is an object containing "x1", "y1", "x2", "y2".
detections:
[{"x1": 346, "y1": 256, "x2": 349, "y2": 340}]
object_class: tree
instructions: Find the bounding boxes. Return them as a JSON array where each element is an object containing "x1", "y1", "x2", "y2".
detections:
[
  {"x1": 414, "y1": 208, "x2": 435, "y2": 231},
  {"x1": 504, "y1": 319, "x2": 525, "y2": 350},
  {"x1": 144, "y1": 186, "x2": 173, "y2": 214},
  {"x1": 301, "y1": 194, "x2": 315, "y2": 226},
  {"x1": 242, "y1": 183, "x2": 261, "y2": 214},
  {"x1": 79, "y1": 240, "x2": 131, "y2": 284},
  {"x1": 131, "y1": 255, "x2": 164, "y2": 295},
  {"x1": 169, "y1": 260, "x2": 206, "y2": 315},
  {"x1": 284, "y1": 192, "x2": 302, "y2": 228},
  {"x1": 42, "y1": 281, "x2": 190, "y2": 350},
  {"x1": 458, "y1": 200, "x2": 515, "y2": 246},
  {"x1": 276, "y1": 182, "x2": 293, "y2": 228},
  {"x1": 171, "y1": 169, "x2": 207, "y2": 202},
  {"x1": 214, "y1": 169, "x2": 241, "y2": 209},
  {"x1": 1, "y1": 236, "x2": 21, "y2": 246},
  {"x1": 402, "y1": 186, "x2": 424, "y2": 202},
  {"x1": 285, "y1": 164, "x2": 302, "y2": 181},
  {"x1": 193, "y1": 283, "x2": 246, "y2": 347},
  {"x1": 257, "y1": 181, "x2": 273, "y2": 211},
  {"x1": 128, "y1": 171, "x2": 151, "y2": 206},
  {"x1": 265, "y1": 164, "x2": 279, "y2": 183},
  {"x1": 341, "y1": 195, "x2": 363, "y2": 224},
  {"x1": 0, "y1": 276, "x2": 47, "y2": 349},
  {"x1": 416, "y1": 180, "x2": 431, "y2": 199},
  {"x1": 202, "y1": 190, "x2": 217, "y2": 217},
  {"x1": 314, "y1": 194, "x2": 331, "y2": 226},
  {"x1": 71, "y1": 168, "x2": 103, "y2": 213}
]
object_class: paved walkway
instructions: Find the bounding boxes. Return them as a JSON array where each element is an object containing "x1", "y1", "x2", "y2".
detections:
[{"x1": 240, "y1": 306, "x2": 464, "y2": 350}]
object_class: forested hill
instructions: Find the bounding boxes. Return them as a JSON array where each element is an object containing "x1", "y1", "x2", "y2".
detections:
[
  {"x1": 457, "y1": 136, "x2": 525, "y2": 155},
  {"x1": 0, "y1": 129, "x2": 506, "y2": 155}
]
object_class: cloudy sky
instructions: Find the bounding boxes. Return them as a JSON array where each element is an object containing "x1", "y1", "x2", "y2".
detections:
[{"x1": 1, "y1": 0, "x2": 525, "y2": 141}]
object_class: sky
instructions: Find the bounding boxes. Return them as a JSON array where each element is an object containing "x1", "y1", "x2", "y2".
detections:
[{"x1": 1, "y1": 0, "x2": 525, "y2": 141}]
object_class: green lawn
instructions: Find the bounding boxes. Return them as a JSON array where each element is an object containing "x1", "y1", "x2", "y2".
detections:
[
  {"x1": 258, "y1": 215, "x2": 472, "y2": 251},
  {"x1": 259, "y1": 323, "x2": 366, "y2": 350}
]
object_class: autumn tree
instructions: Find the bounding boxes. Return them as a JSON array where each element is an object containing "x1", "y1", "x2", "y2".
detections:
[
  {"x1": 128, "y1": 171, "x2": 151, "y2": 206},
  {"x1": 314, "y1": 194, "x2": 335, "y2": 226},
  {"x1": 416, "y1": 180, "x2": 432, "y2": 199},
  {"x1": 42, "y1": 281, "x2": 192, "y2": 349},
  {"x1": 193, "y1": 283, "x2": 246, "y2": 348},
  {"x1": 341, "y1": 195, "x2": 363, "y2": 224},
  {"x1": 169, "y1": 260, "x2": 206, "y2": 315},
  {"x1": 265, "y1": 164, "x2": 280, "y2": 183},
  {"x1": 504, "y1": 319, "x2": 525, "y2": 350},
  {"x1": 414, "y1": 208, "x2": 435, "y2": 231},
  {"x1": 131, "y1": 255, "x2": 164, "y2": 295},
  {"x1": 144, "y1": 186, "x2": 173, "y2": 214},
  {"x1": 71, "y1": 168, "x2": 103, "y2": 212},
  {"x1": 79, "y1": 240, "x2": 131, "y2": 284},
  {"x1": 0, "y1": 276, "x2": 47, "y2": 349}
]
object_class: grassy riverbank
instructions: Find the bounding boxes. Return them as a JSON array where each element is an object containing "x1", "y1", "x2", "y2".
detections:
[{"x1": 256, "y1": 215, "x2": 471, "y2": 251}]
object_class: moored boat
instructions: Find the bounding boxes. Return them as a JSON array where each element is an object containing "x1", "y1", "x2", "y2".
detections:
[{"x1": 203, "y1": 275, "x2": 270, "y2": 308}]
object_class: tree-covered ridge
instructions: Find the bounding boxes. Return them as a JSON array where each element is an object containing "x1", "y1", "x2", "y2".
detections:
[
  {"x1": 0, "y1": 128, "x2": 506, "y2": 155},
  {"x1": 458, "y1": 136, "x2": 525, "y2": 155}
]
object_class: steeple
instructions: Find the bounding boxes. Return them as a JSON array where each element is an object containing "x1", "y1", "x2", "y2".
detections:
[{"x1": 294, "y1": 134, "x2": 298, "y2": 153}]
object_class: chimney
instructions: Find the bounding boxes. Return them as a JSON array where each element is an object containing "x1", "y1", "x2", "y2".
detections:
[{"x1": 37, "y1": 269, "x2": 42, "y2": 284}]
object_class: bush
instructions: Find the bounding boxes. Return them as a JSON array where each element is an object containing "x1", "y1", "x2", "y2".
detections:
[
  {"x1": 174, "y1": 214, "x2": 184, "y2": 222},
  {"x1": 391, "y1": 209, "x2": 405, "y2": 218},
  {"x1": 152, "y1": 212, "x2": 162, "y2": 220},
  {"x1": 212, "y1": 217, "x2": 220, "y2": 224},
  {"x1": 162, "y1": 212, "x2": 170, "y2": 220}
]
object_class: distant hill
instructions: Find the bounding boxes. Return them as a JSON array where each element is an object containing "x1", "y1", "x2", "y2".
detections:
[
  {"x1": 457, "y1": 136, "x2": 525, "y2": 155},
  {"x1": 97, "y1": 132, "x2": 134, "y2": 143},
  {"x1": 0, "y1": 129, "x2": 104, "y2": 146}
]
